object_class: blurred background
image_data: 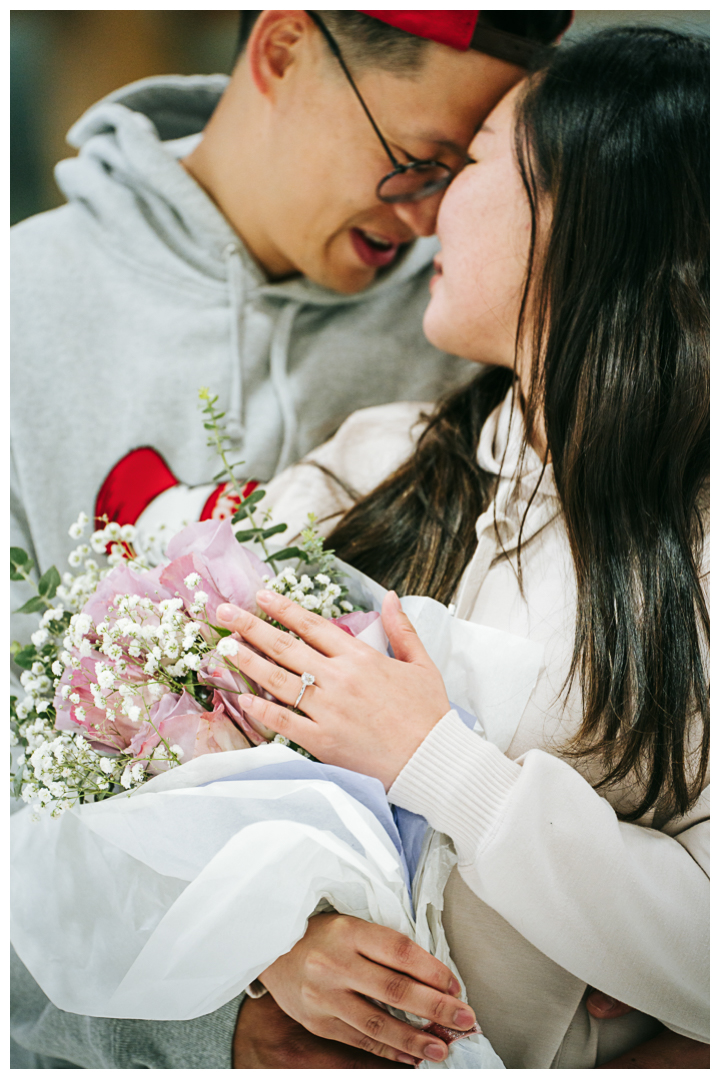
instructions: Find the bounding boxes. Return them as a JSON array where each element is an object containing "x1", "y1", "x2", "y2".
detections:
[{"x1": 10, "y1": 9, "x2": 710, "y2": 226}]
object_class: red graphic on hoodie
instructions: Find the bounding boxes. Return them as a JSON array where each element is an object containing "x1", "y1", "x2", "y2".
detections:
[{"x1": 95, "y1": 447, "x2": 257, "y2": 533}]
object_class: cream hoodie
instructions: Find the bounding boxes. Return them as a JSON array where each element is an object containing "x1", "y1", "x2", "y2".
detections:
[{"x1": 260, "y1": 387, "x2": 709, "y2": 1068}]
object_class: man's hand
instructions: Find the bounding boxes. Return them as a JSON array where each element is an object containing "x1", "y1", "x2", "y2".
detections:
[
  {"x1": 257, "y1": 913, "x2": 476, "y2": 1066},
  {"x1": 233, "y1": 993, "x2": 412, "y2": 1068},
  {"x1": 597, "y1": 1029, "x2": 709, "y2": 1069}
]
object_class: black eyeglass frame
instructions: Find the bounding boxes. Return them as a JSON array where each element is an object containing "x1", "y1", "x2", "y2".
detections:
[{"x1": 307, "y1": 11, "x2": 455, "y2": 205}]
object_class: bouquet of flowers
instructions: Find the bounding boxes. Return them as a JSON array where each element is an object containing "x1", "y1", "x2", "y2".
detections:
[
  {"x1": 10, "y1": 390, "x2": 375, "y2": 818},
  {"x1": 10, "y1": 391, "x2": 541, "y2": 1069}
]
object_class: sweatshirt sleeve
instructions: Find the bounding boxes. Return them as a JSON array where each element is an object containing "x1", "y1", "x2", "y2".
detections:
[
  {"x1": 388, "y1": 710, "x2": 709, "y2": 1042},
  {"x1": 11, "y1": 946, "x2": 241, "y2": 1069}
]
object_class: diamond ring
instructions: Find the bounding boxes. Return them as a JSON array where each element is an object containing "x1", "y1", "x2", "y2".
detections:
[{"x1": 293, "y1": 671, "x2": 316, "y2": 710}]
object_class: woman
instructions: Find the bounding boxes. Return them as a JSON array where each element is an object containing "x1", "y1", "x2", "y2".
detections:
[{"x1": 218, "y1": 27, "x2": 709, "y2": 1069}]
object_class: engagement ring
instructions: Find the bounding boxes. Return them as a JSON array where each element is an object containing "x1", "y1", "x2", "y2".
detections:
[{"x1": 294, "y1": 671, "x2": 315, "y2": 709}]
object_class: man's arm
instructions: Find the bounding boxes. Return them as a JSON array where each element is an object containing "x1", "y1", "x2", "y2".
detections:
[{"x1": 11, "y1": 947, "x2": 241, "y2": 1069}]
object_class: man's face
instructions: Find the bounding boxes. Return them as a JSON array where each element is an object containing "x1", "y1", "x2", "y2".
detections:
[{"x1": 229, "y1": 27, "x2": 524, "y2": 294}]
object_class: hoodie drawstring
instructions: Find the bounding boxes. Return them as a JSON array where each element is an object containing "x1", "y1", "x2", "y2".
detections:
[
  {"x1": 224, "y1": 243, "x2": 301, "y2": 475},
  {"x1": 270, "y1": 301, "x2": 302, "y2": 474},
  {"x1": 224, "y1": 243, "x2": 246, "y2": 443}
]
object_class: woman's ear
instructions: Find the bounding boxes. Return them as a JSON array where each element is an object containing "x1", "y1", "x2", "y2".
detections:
[{"x1": 246, "y1": 10, "x2": 313, "y2": 100}]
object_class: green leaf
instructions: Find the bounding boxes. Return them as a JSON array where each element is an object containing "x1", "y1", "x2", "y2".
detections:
[
  {"x1": 212, "y1": 469, "x2": 230, "y2": 483},
  {"x1": 14, "y1": 596, "x2": 46, "y2": 615},
  {"x1": 259, "y1": 523, "x2": 287, "y2": 539},
  {"x1": 207, "y1": 623, "x2": 232, "y2": 638},
  {"x1": 231, "y1": 489, "x2": 267, "y2": 522},
  {"x1": 12, "y1": 765, "x2": 24, "y2": 800},
  {"x1": 37, "y1": 566, "x2": 61, "y2": 600},
  {"x1": 269, "y1": 547, "x2": 310, "y2": 563},
  {"x1": 10, "y1": 547, "x2": 33, "y2": 581},
  {"x1": 234, "y1": 528, "x2": 265, "y2": 542},
  {"x1": 12, "y1": 645, "x2": 37, "y2": 670}
]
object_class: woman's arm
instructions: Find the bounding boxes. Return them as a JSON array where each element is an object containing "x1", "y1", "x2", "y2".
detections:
[{"x1": 218, "y1": 591, "x2": 709, "y2": 1044}]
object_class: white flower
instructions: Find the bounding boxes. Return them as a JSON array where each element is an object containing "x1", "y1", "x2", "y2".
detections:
[
  {"x1": 184, "y1": 572, "x2": 202, "y2": 589},
  {"x1": 90, "y1": 530, "x2": 108, "y2": 553},
  {"x1": 170, "y1": 744, "x2": 184, "y2": 759},
  {"x1": 31, "y1": 628, "x2": 49, "y2": 647},
  {"x1": 131, "y1": 762, "x2": 146, "y2": 783},
  {"x1": 216, "y1": 637, "x2": 239, "y2": 657},
  {"x1": 193, "y1": 590, "x2": 209, "y2": 607},
  {"x1": 31, "y1": 662, "x2": 45, "y2": 676},
  {"x1": 340, "y1": 601, "x2": 353, "y2": 612},
  {"x1": 35, "y1": 700, "x2": 50, "y2": 714},
  {"x1": 105, "y1": 522, "x2": 122, "y2": 541},
  {"x1": 99, "y1": 757, "x2": 115, "y2": 775},
  {"x1": 75, "y1": 706, "x2": 86, "y2": 722},
  {"x1": 315, "y1": 573, "x2": 331, "y2": 586},
  {"x1": 84, "y1": 558, "x2": 98, "y2": 573},
  {"x1": 120, "y1": 768, "x2": 133, "y2": 789},
  {"x1": 97, "y1": 668, "x2": 115, "y2": 690},
  {"x1": 78, "y1": 638, "x2": 93, "y2": 658},
  {"x1": 69, "y1": 693, "x2": 80, "y2": 705},
  {"x1": 126, "y1": 705, "x2": 141, "y2": 724},
  {"x1": 59, "y1": 685, "x2": 71, "y2": 700},
  {"x1": 301, "y1": 595, "x2": 320, "y2": 610},
  {"x1": 68, "y1": 550, "x2": 82, "y2": 568},
  {"x1": 68, "y1": 522, "x2": 83, "y2": 540},
  {"x1": 41, "y1": 606, "x2": 65, "y2": 629},
  {"x1": 120, "y1": 524, "x2": 136, "y2": 542},
  {"x1": 183, "y1": 652, "x2": 201, "y2": 671}
]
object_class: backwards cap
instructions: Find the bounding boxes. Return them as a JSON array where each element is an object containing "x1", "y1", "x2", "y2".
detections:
[{"x1": 359, "y1": 11, "x2": 573, "y2": 68}]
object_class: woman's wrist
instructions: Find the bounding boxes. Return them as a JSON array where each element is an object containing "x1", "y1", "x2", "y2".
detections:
[{"x1": 388, "y1": 710, "x2": 522, "y2": 860}]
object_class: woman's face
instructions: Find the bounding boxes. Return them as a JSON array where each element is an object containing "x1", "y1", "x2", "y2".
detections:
[{"x1": 423, "y1": 83, "x2": 533, "y2": 369}]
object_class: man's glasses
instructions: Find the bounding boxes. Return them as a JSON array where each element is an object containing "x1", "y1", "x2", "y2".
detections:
[{"x1": 307, "y1": 11, "x2": 455, "y2": 205}]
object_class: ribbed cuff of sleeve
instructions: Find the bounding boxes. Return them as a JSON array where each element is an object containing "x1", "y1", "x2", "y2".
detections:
[{"x1": 388, "y1": 710, "x2": 522, "y2": 863}]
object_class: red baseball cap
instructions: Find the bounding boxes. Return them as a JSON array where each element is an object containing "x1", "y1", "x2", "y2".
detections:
[{"x1": 358, "y1": 11, "x2": 574, "y2": 67}]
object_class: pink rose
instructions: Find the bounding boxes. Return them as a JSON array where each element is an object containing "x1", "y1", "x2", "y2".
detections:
[
  {"x1": 83, "y1": 564, "x2": 173, "y2": 627},
  {"x1": 332, "y1": 610, "x2": 389, "y2": 654},
  {"x1": 199, "y1": 639, "x2": 277, "y2": 745},
  {"x1": 129, "y1": 689, "x2": 251, "y2": 774},
  {"x1": 162, "y1": 520, "x2": 266, "y2": 623},
  {"x1": 54, "y1": 654, "x2": 163, "y2": 751}
]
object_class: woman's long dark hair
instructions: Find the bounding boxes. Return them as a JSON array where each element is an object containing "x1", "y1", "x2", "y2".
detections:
[{"x1": 327, "y1": 27, "x2": 709, "y2": 821}]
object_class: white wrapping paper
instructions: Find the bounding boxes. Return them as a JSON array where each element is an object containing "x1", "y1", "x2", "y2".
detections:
[{"x1": 12, "y1": 585, "x2": 542, "y2": 1068}]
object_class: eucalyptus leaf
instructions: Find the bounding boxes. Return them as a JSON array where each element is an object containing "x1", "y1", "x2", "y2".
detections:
[
  {"x1": 231, "y1": 489, "x2": 266, "y2": 522},
  {"x1": 12, "y1": 646, "x2": 37, "y2": 670},
  {"x1": 268, "y1": 547, "x2": 310, "y2": 563},
  {"x1": 12, "y1": 766, "x2": 24, "y2": 800},
  {"x1": 37, "y1": 566, "x2": 61, "y2": 600},
  {"x1": 260, "y1": 523, "x2": 287, "y2": 539},
  {"x1": 14, "y1": 596, "x2": 46, "y2": 615},
  {"x1": 207, "y1": 623, "x2": 232, "y2": 638},
  {"x1": 234, "y1": 528, "x2": 265, "y2": 542},
  {"x1": 10, "y1": 547, "x2": 33, "y2": 581}
]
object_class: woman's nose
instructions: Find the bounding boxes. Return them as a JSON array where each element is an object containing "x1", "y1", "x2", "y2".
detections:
[{"x1": 392, "y1": 191, "x2": 445, "y2": 237}]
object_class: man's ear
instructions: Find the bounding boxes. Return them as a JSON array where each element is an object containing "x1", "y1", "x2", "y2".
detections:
[{"x1": 246, "y1": 10, "x2": 314, "y2": 99}]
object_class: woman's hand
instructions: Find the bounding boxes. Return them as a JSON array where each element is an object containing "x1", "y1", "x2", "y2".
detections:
[
  {"x1": 216, "y1": 590, "x2": 450, "y2": 790},
  {"x1": 257, "y1": 913, "x2": 476, "y2": 1066}
]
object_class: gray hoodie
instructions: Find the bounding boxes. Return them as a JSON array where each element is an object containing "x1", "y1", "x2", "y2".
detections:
[{"x1": 11, "y1": 73, "x2": 474, "y2": 585}]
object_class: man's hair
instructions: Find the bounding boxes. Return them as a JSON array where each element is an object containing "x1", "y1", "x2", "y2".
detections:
[
  {"x1": 236, "y1": 11, "x2": 572, "y2": 75},
  {"x1": 236, "y1": 11, "x2": 429, "y2": 74}
]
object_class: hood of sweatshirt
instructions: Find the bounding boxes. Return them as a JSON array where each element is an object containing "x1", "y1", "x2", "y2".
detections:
[{"x1": 55, "y1": 74, "x2": 441, "y2": 453}]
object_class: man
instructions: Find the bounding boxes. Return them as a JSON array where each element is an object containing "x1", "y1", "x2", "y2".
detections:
[{"x1": 11, "y1": 10, "x2": 574, "y2": 1069}]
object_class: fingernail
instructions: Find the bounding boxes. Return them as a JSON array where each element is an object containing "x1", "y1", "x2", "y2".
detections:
[
  {"x1": 453, "y1": 1008, "x2": 475, "y2": 1028},
  {"x1": 256, "y1": 590, "x2": 275, "y2": 605},
  {"x1": 397, "y1": 1054, "x2": 418, "y2": 1066},
  {"x1": 448, "y1": 976, "x2": 461, "y2": 996},
  {"x1": 423, "y1": 1043, "x2": 446, "y2": 1061},
  {"x1": 591, "y1": 993, "x2": 617, "y2": 1014},
  {"x1": 238, "y1": 695, "x2": 255, "y2": 709},
  {"x1": 216, "y1": 603, "x2": 237, "y2": 624}
]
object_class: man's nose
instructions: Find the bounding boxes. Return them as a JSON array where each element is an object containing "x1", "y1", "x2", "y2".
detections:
[{"x1": 392, "y1": 191, "x2": 444, "y2": 238}]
